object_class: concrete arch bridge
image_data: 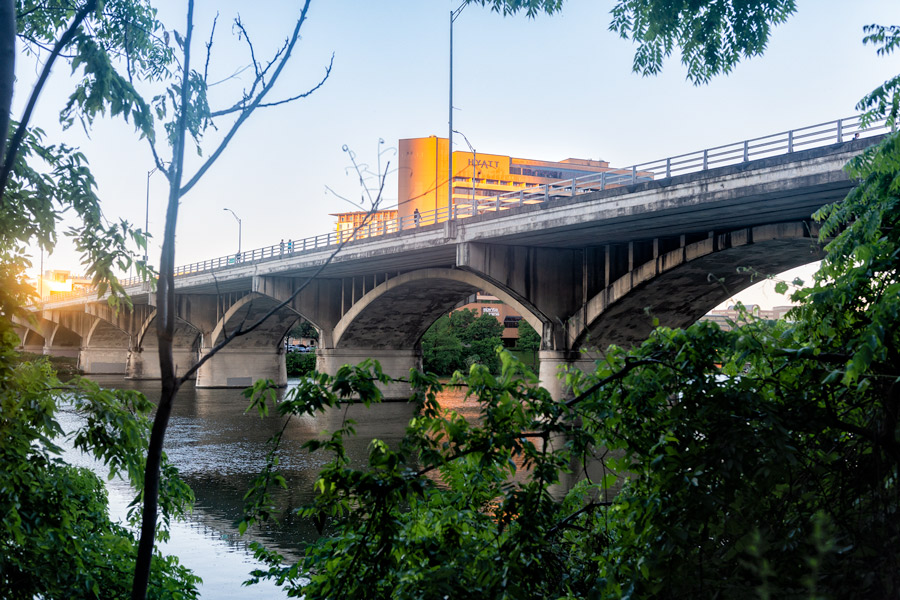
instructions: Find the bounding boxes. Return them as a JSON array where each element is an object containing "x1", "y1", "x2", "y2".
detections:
[{"x1": 18, "y1": 130, "x2": 880, "y2": 399}]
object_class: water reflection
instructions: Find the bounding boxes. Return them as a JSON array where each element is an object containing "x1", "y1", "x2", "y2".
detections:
[{"x1": 76, "y1": 375, "x2": 588, "y2": 597}]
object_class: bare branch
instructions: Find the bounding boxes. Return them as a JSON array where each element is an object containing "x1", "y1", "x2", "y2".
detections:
[
  {"x1": 208, "y1": 51, "x2": 332, "y2": 119},
  {"x1": 233, "y1": 15, "x2": 262, "y2": 88},
  {"x1": 243, "y1": 54, "x2": 334, "y2": 111},
  {"x1": 203, "y1": 12, "x2": 218, "y2": 84},
  {"x1": 180, "y1": 0, "x2": 315, "y2": 197}
]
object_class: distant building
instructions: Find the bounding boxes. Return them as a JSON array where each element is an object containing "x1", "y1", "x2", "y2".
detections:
[
  {"x1": 331, "y1": 209, "x2": 399, "y2": 242},
  {"x1": 452, "y1": 293, "x2": 524, "y2": 347},
  {"x1": 700, "y1": 305, "x2": 794, "y2": 331},
  {"x1": 31, "y1": 269, "x2": 92, "y2": 301},
  {"x1": 398, "y1": 136, "x2": 641, "y2": 224}
]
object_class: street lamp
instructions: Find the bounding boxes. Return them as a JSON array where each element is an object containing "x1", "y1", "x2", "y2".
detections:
[
  {"x1": 223, "y1": 207, "x2": 242, "y2": 258},
  {"x1": 144, "y1": 167, "x2": 160, "y2": 264},
  {"x1": 449, "y1": 1, "x2": 466, "y2": 217},
  {"x1": 453, "y1": 129, "x2": 476, "y2": 214},
  {"x1": 376, "y1": 137, "x2": 397, "y2": 194}
]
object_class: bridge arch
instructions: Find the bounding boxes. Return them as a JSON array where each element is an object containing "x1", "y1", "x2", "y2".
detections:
[
  {"x1": 570, "y1": 221, "x2": 823, "y2": 351},
  {"x1": 208, "y1": 292, "x2": 300, "y2": 349},
  {"x1": 125, "y1": 309, "x2": 202, "y2": 380},
  {"x1": 331, "y1": 267, "x2": 544, "y2": 350},
  {"x1": 11, "y1": 315, "x2": 46, "y2": 352}
]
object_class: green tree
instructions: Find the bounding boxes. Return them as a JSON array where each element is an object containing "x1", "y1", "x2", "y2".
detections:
[
  {"x1": 290, "y1": 319, "x2": 319, "y2": 341},
  {"x1": 234, "y1": 4, "x2": 900, "y2": 598},
  {"x1": 0, "y1": 337, "x2": 198, "y2": 598},
  {"x1": 421, "y1": 314, "x2": 465, "y2": 375},
  {"x1": 0, "y1": 2, "x2": 199, "y2": 597},
  {"x1": 240, "y1": 132, "x2": 900, "y2": 594},
  {"x1": 285, "y1": 351, "x2": 316, "y2": 377},
  {"x1": 461, "y1": 311, "x2": 505, "y2": 373},
  {"x1": 515, "y1": 319, "x2": 540, "y2": 352},
  {"x1": 421, "y1": 309, "x2": 506, "y2": 375}
]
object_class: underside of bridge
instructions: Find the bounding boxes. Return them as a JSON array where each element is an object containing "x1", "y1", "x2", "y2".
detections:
[{"x1": 196, "y1": 293, "x2": 299, "y2": 388}]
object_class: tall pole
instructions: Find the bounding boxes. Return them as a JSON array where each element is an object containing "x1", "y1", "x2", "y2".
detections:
[
  {"x1": 145, "y1": 167, "x2": 158, "y2": 265},
  {"x1": 450, "y1": 2, "x2": 465, "y2": 220},
  {"x1": 448, "y1": 8, "x2": 453, "y2": 219},
  {"x1": 223, "y1": 207, "x2": 242, "y2": 256}
]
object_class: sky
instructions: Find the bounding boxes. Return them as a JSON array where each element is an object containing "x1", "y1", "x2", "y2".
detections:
[{"x1": 13, "y1": 0, "x2": 900, "y2": 308}]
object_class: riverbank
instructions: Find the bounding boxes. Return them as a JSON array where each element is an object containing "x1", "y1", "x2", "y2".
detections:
[{"x1": 14, "y1": 351, "x2": 81, "y2": 380}]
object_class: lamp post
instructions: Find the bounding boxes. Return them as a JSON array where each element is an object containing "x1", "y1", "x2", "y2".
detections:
[
  {"x1": 453, "y1": 129, "x2": 476, "y2": 214},
  {"x1": 376, "y1": 137, "x2": 397, "y2": 195},
  {"x1": 223, "y1": 207, "x2": 242, "y2": 258},
  {"x1": 144, "y1": 167, "x2": 159, "y2": 265},
  {"x1": 449, "y1": 1, "x2": 466, "y2": 218}
]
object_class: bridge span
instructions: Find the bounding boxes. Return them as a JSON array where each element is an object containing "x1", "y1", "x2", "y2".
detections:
[{"x1": 17, "y1": 118, "x2": 887, "y2": 399}]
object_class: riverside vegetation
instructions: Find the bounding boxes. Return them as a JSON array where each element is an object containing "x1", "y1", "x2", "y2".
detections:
[{"x1": 2, "y1": 1, "x2": 899, "y2": 598}]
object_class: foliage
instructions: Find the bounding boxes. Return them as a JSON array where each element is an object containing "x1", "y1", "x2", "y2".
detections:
[
  {"x1": 476, "y1": 0, "x2": 798, "y2": 84},
  {"x1": 516, "y1": 319, "x2": 540, "y2": 353},
  {"x1": 289, "y1": 319, "x2": 319, "y2": 341},
  {"x1": 857, "y1": 24, "x2": 900, "y2": 126},
  {"x1": 236, "y1": 133, "x2": 900, "y2": 598},
  {"x1": 285, "y1": 351, "x2": 316, "y2": 377},
  {"x1": 421, "y1": 309, "x2": 505, "y2": 375},
  {"x1": 0, "y1": 2, "x2": 193, "y2": 596},
  {"x1": 0, "y1": 336, "x2": 199, "y2": 599}
]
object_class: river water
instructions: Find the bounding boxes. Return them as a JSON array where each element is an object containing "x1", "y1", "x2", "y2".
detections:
[{"x1": 61, "y1": 375, "x2": 474, "y2": 599}]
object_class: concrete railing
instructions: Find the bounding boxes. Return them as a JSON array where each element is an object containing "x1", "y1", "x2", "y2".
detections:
[{"x1": 48, "y1": 114, "x2": 890, "y2": 301}]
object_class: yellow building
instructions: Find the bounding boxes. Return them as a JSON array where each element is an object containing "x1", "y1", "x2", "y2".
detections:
[
  {"x1": 397, "y1": 136, "x2": 634, "y2": 223},
  {"x1": 31, "y1": 269, "x2": 92, "y2": 301},
  {"x1": 331, "y1": 209, "x2": 399, "y2": 241}
]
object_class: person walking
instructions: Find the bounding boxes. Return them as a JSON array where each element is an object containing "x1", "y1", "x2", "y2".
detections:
[{"x1": 414, "y1": 208, "x2": 421, "y2": 227}]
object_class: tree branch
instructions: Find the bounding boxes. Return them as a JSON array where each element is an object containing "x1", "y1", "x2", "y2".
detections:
[
  {"x1": 132, "y1": 1, "x2": 194, "y2": 597},
  {"x1": 0, "y1": 0, "x2": 97, "y2": 202},
  {"x1": 179, "y1": 0, "x2": 315, "y2": 196}
]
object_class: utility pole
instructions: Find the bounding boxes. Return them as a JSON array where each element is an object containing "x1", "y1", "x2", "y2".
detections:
[{"x1": 449, "y1": 2, "x2": 466, "y2": 219}]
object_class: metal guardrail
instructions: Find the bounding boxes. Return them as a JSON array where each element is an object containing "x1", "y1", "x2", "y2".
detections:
[{"x1": 49, "y1": 114, "x2": 889, "y2": 302}]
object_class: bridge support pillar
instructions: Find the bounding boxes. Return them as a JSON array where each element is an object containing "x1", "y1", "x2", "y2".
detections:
[
  {"x1": 317, "y1": 348, "x2": 421, "y2": 401},
  {"x1": 195, "y1": 347, "x2": 286, "y2": 388},
  {"x1": 126, "y1": 348, "x2": 198, "y2": 380},
  {"x1": 79, "y1": 347, "x2": 129, "y2": 374},
  {"x1": 44, "y1": 345, "x2": 81, "y2": 359},
  {"x1": 538, "y1": 350, "x2": 600, "y2": 401}
]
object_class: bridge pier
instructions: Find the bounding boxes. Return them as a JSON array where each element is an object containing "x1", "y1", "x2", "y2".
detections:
[
  {"x1": 538, "y1": 350, "x2": 600, "y2": 401},
  {"x1": 44, "y1": 345, "x2": 81, "y2": 359},
  {"x1": 126, "y1": 347, "x2": 198, "y2": 380},
  {"x1": 317, "y1": 348, "x2": 421, "y2": 400},
  {"x1": 79, "y1": 346, "x2": 129, "y2": 374},
  {"x1": 195, "y1": 346, "x2": 287, "y2": 388}
]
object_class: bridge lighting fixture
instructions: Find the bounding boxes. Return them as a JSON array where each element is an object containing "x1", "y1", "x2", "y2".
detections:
[
  {"x1": 223, "y1": 207, "x2": 242, "y2": 257},
  {"x1": 453, "y1": 129, "x2": 476, "y2": 212}
]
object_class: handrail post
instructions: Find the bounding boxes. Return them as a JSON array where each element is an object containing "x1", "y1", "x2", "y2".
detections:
[
  {"x1": 544, "y1": 184, "x2": 549, "y2": 202},
  {"x1": 600, "y1": 172, "x2": 605, "y2": 190},
  {"x1": 837, "y1": 119, "x2": 843, "y2": 143},
  {"x1": 788, "y1": 130, "x2": 794, "y2": 153},
  {"x1": 571, "y1": 177, "x2": 576, "y2": 197},
  {"x1": 743, "y1": 140, "x2": 749, "y2": 162},
  {"x1": 631, "y1": 166, "x2": 636, "y2": 184},
  {"x1": 702, "y1": 150, "x2": 708, "y2": 170},
  {"x1": 519, "y1": 190, "x2": 524, "y2": 207},
  {"x1": 665, "y1": 157, "x2": 671, "y2": 178}
]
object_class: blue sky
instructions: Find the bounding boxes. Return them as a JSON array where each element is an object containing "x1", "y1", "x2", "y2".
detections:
[{"x1": 15, "y1": 0, "x2": 900, "y2": 306}]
